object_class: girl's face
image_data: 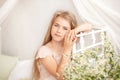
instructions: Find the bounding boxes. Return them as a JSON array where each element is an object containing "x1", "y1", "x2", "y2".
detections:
[{"x1": 51, "y1": 17, "x2": 71, "y2": 42}]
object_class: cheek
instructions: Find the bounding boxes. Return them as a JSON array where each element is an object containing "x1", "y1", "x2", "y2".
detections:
[
  {"x1": 62, "y1": 29, "x2": 71, "y2": 37},
  {"x1": 62, "y1": 31, "x2": 67, "y2": 37},
  {"x1": 51, "y1": 28, "x2": 54, "y2": 37},
  {"x1": 51, "y1": 26, "x2": 58, "y2": 34},
  {"x1": 51, "y1": 26, "x2": 55, "y2": 33}
]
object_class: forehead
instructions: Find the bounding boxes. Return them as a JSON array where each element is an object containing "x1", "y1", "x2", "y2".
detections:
[{"x1": 54, "y1": 17, "x2": 71, "y2": 29}]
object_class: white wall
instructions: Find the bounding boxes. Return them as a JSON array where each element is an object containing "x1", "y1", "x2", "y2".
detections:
[
  {"x1": 0, "y1": 29, "x2": 1, "y2": 54},
  {"x1": 1, "y1": 0, "x2": 81, "y2": 59}
]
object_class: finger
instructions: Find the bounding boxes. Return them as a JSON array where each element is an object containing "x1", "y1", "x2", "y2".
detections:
[
  {"x1": 64, "y1": 30, "x2": 70, "y2": 41},
  {"x1": 70, "y1": 30, "x2": 74, "y2": 41},
  {"x1": 70, "y1": 30, "x2": 76, "y2": 42},
  {"x1": 67, "y1": 30, "x2": 72, "y2": 41},
  {"x1": 74, "y1": 28, "x2": 78, "y2": 35},
  {"x1": 73, "y1": 37, "x2": 77, "y2": 43},
  {"x1": 71, "y1": 30, "x2": 76, "y2": 41}
]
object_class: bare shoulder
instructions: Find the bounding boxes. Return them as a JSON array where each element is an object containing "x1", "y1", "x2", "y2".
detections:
[
  {"x1": 38, "y1": 45, "x2": 51, "y2": 53},
  {"x1": 36, "y1": 45, "x2": 52, "y2": 59}
]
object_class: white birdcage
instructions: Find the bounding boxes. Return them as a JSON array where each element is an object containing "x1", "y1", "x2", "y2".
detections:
[{"x1": 72, "y1": 28, "x2": 107, "y2": 54}]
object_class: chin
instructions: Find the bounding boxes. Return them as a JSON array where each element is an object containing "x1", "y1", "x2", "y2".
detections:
[{"x1": 53, "y1": 38, "x2": 63, "y2": 42}]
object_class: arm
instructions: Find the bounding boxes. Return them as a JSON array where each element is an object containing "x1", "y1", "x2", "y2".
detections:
[
  {"x1": 38, "y1": 31, "x2": 76, "y2": 80},
  {"x1": 74, "y1": 23, "x2": 93, "y2": 34},
  {"x1": 38, "y1": 50, "x2": 71, "y2": 80}
]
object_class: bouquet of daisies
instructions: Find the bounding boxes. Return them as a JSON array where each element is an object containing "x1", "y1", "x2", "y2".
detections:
[{"x1": 63, "y1": 34, "x2": 120, "y2": 80}]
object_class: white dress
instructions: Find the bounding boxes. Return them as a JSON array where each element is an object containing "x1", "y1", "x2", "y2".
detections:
[{"x1": 36, "y1": 46, "x2": 62, "y2": 80}]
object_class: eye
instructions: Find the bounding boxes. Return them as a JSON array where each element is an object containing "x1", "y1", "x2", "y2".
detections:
[
  {"x1": 63, "y1": 26, "x2": 68, "y2": 30},
  {"x1": 54, "y1": 23, "x2": 59, "y2": 27}
]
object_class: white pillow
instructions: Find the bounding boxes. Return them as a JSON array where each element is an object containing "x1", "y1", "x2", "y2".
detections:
[
  {"x1": 8, "y1": 60, "x2": 33, "y2": 80},
  {"x1": 0, "y1": 55, "x2": 19, "y2": 80}
]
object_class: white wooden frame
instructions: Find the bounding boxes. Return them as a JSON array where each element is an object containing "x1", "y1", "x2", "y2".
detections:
[{"x1": 72, "y1": 28, "x2": 107, "y2": 53}]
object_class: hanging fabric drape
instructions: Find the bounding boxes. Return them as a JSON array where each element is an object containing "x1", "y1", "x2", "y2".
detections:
[
  {"x1": 0, "y1": 0, "x2": 19, "y2": 27},
  {"x1": 72, "y1": 0, "x2": 120, "y2": 53}
]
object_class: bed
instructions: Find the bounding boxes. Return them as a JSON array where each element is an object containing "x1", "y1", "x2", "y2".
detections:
[
  {"x1": 0, "y1": 54, "x2": 33, "y2": 80},
  {"x1": 0, "y1": 28, "x2": 107, "y2": 80}
]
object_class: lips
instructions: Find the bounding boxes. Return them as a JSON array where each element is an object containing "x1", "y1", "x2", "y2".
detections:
[{"x1": 55, "y1": 33, "x2": 62, "y2": 37}]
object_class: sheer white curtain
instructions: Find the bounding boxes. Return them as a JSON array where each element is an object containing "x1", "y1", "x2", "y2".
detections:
[
  {"x1": 73, "y1": 0, "x2": 120, "y2": 53},
  {"x1": 0, "y1": 0, "x2": 19, "y2": 28}
]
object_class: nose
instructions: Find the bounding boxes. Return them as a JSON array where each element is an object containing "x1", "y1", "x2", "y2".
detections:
[{"x1": 57, "y1": 27, "x2": 62, "y2": 33}]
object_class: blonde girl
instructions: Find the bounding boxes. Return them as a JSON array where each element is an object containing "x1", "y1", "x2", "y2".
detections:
[{"x1": 32, "y1": 10, "x2": 92, "y2": 80}]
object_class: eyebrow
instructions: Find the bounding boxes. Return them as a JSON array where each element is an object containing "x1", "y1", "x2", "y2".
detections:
[
  {"x1": 54, "y1": 22, "x2": 70, "y2": 29},
  {"x1": 54, "y1": 23, "x2": 59, "y2": 25}
]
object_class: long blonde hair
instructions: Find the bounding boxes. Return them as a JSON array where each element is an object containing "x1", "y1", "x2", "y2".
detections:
[{"x1": 32, "y1": 10, "x2": 77, "y2": 80}]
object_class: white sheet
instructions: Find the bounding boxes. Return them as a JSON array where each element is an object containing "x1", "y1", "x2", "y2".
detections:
[{"x1": 8, "y1": 60, "x2": 33, "y2": 80}]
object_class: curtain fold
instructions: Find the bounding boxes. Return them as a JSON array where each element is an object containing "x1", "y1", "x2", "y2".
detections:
[
  {"x1": 72, "y1": 0, "x2": 120, "y2": 53},
  {"x1": 0, "y1": 0, "x2": 19, "y2": 27}
]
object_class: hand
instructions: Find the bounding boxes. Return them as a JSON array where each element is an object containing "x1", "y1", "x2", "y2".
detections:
[{"x1": 63, "y1": 30, "x2": 77, "y2": 53}]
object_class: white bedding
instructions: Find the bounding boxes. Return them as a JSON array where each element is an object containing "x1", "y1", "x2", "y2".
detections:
[{"x1": 8, "y1": 60, "x2": 33, "y2": 80}]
